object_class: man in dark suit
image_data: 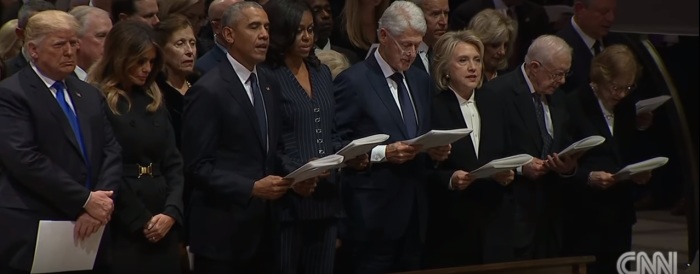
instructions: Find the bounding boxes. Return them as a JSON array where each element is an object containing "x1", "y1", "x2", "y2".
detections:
[
  {"x1": 406, "y1": 0, "x2": 450, "y2": 74},
  {"x1": 306, "y1": 0, "x2": 360, "y2": 64},
  {"x1": 450, "y1": 0, "x2": 550, "y2": 68},
  {"x1": 0, "y1": 10, "x2": 122, "y2": 274},
  {"x1": 110, "y1": 0, "x2": 160, "y2": 26},
  {"x1": 1, "y1": 0, "x2": 55, "y2": 80},
  {"x1": 480, "y1": 35, "x2": 579, "y2": 260},
  {"x1": 556, "y1": 0, "x2": 619, "y2": 93},
  {"x1": 195, "y1": 0, "x2": 241, "y2": 74},
  {"x1": 333, "y1": 2, "x2": 451, "y2": 273},
  {"x1": 181, "y1": 2, "x2": 300, "y2": 273}
]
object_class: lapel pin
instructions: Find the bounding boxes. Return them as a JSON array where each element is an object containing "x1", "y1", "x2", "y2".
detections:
[
  {"x1": 75, "y1": 92, "x2": 82, "y2": 98},
  {"x1": 266, "y1": 87, "x2": 270, "y2": 91}
]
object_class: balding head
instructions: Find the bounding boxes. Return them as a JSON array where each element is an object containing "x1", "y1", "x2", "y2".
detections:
[
  {"x1": 209, "y1": 0, "x2": 242, "y2": 45},
  {"x1": 524, "y1": 35, "x2": 572, "y2": 95},
  {"x1": 25, "y1": 10, "x2": 80, "y2": 80}
]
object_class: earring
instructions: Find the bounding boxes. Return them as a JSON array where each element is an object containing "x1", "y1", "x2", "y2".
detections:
[{"x1": 446, "y1": 74, "x2": 450, "y2": 79}]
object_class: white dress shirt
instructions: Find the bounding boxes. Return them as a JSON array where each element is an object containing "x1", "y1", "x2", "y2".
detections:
[
  {"x1": 451, "y1": 88, "x2": 481, "y2": 157},
  {"x1": 74, "y1": 66, "x2": 88, "y2": 81},
  {"x1": 370, "y1": 49, "x2": 419, "y2": 163},
  {"x1": 571, "y1": 16, "x2": 602, "y2": 55},
  {"x1": 226, "y1": 52, "x2": 258, "y2": 104},
  {"x1": 417, "y1": 42, "x2": 430, "y2": 75},
  {"x1": 521, "y1": 64, "x2": 553, "y2": 136},
  {"x1": 315, "y1": 39, "x2": 332, "y2": 54},
  {"x1": 598, "y1": 99, "x2": 615, "y2": 136}
]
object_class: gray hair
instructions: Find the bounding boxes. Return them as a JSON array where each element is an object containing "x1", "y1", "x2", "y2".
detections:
[
  {"x1": 18, "y1": 0, "x2": 56, "y2": 29},
  {"x1": 69, "y1": 6, "x2": 110, "y2": 37},
  {"x1": 524, "y1": 35, "x2": 572, "y2": 66},
  {"x1": 377, "y1": 1, "x2": 427, "y2": 37},
  {"x1": 222, "y1": 1, "x2": 262, "y2": 27}
]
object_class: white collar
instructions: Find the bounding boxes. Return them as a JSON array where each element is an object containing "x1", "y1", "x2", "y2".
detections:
[
  {"x1": 571, "y1": 16, "x2": 598, "y2": 51},
  {"x1": 520, "y1": 64, "x2": 537, "y2": 95},
  {"x1": 31, "y1": 62, "x2": 61, "y2": 89},
  {"x1": 449, "y1": 87, "x2": 476, "y2": 105},
  {"x1": 320, "y1": 39, "x2": 331, "y2": 51},
  {"x1": 74, "y1": 66, "x2": 87, "y2": 81},
  {"x1": 418, "y1": 41, "x2": 429, "y2": 54},
  {"x1": 597, "y1": 98, "x2": 614, "y2": 118},
  {"x1": 374, "y1": 48, "x2": 402, "y2": 79},
  {"x1": 226, "y1": 52, "x2": 258, "y2": 85}
]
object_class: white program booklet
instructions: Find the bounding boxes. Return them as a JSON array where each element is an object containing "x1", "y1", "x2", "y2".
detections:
[
  {"x1": 31, "y1": 220, "x2": 104, "y2": 274},
  {"x1": 636, "y1": 95, "x2": 671, "y2": 114},
  {"x1": 558, "y1": 135, "x2": 606, "y2": 158},
  {"x1": 613, "y1": 157, "x2": 669, "y2": 180},
  {"x1": 285, "y1": 154, "x2": 345, "y2": 185},
  {"x1": 470, "y1": 154, "x2": 534, "y2": 179},
  {"x1": 335, "y1": 134, "x2": 390, "y2": 160},
  {"x1": 404, "y1": 128, "x2": 472, "y2": 151}
]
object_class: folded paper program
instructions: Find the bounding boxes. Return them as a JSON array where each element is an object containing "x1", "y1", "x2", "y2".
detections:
[
  {"x1": 558, "y1": 135, "x2": 606, "y2": 158},
  {"x1": 404, "y1": 128, "x2": 472, "y2": 151},
  {"x1": 285, "y1": 154, "x2": 345, "y2": 185},
  {"x1": 613, "y1": 156, "x2": 669, "y2": 180},
  {"x1": 470, "y1": 154, "x2": 534, "y2": 179}
]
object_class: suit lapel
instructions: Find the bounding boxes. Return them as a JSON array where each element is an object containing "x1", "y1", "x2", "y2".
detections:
[
  {"x1": 443, "y1": 91, "x2": 478, "y2": 161},
  {"x1": 23, "y1": 69, "x2": 83, "y2": 157},
  {"x1": 365, "y1": 57, "x2": 409, "y2": 139},
  {"x1": 65, "y1": 76, "x2": 92, "y2": 162},
  {"x1": 548, "y1": 93, "x2": 565, "y2": 152},
  {"x1": 258, "y1": 70, "x2": 275, "y2": 152},
  {"x1": 219, "y1": 62, "x2": 266, "y2": 150},
  {"x1": 511, "y1": 72, "x2": 543, "y2": 151}
]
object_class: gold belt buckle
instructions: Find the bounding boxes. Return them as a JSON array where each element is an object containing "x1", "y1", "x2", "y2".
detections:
[{"x1": 137, "y1": 163, "x2": 153, "y2": 178}]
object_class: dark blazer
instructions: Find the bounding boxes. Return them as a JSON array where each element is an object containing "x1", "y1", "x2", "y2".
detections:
[
  {"x1": 480, "y1": 67, "x2": 572, "y2": 258},
  {"x1": 556, "y1": 22, "x2": 625, "y2": 93},
  {"x1": 1, "y1": 54, "x2": 28, "y2": 80},
  {"x1": 194, "y1": 44, "x2": 226, "y2": 76},
  {"x1": 424, "y1": 89, "x2": 515, "y2": 267},
  {"x1": 0, "y1": 67, "x2": 122, "y2": 271},
  {"x1": 450, "y1": 0, "x2": 550, "y2": 66},
  {"x1": 333, "y1": 53, "x2": 433, "y2": 242},
  {"x1": 332, "y1": 44, "x2": 361, "y2": 65},
  {"x1": 181, "y1": 60, "x2": 282, "y2": 265}
]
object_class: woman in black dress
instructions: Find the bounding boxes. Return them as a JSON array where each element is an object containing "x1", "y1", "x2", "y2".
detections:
[{"x1": 87, "y1": 20, "x2": 184, "y2": 274}]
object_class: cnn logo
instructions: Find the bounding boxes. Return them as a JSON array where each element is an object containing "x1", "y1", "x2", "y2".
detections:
[{"x1": 617, "y1": 251, "x2": 677, "y2": 274}]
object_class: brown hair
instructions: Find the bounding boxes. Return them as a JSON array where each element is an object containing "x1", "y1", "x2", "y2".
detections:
[
  {"x1": 589, "y1": 44, "x2": 642, "y2": 85},
  {"x1": 431, "y1": 30, "x2": 485, "y2": 90},
  {"x1": 87, "y1": 20, "x2": 164, "y2": 114}
]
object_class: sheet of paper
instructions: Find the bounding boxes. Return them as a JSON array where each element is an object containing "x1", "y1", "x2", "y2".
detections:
[
  {"x1": 31, "y1": 220, "x2": 104, "y2": 274},
  {"x1": 636, "y1": 95, "x2": 671, "y2": 114},
  {"x1": 558, "y1": 135, "x2": 606, "y2": 158},
  {"x1": 404, "y1": 128, "x2": 472, "y2": 151},
  {"x1": 614, "y1": 156, "x2": 669, "y2": 180},
  {"x1": 285, "y1": 154, "x2": 344, "y2": 185},
  {"x1": 336, "y1": 134, "x2": 390, "y2": 160},
  {"x1": 470, "y1": 154, "x2": 534, "y2": 179}
]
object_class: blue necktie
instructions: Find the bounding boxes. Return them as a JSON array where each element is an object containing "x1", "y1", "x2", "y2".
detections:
[
  {"x1": 389, "y1": 73, "x2": 418, "y2": 138},
  {"x1": 248, "y1": 73, "x2": 268, "y2": 150},
  {"x1": 53, "y1": 81, "x2": 91, "y2": 188},
  {"x1": 532, "y1": 93, "x2": 553, "y2": 159}
]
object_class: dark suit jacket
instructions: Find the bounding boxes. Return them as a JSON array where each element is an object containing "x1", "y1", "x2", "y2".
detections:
[
  {"x1": 565, "y1": 86, "x2": 640, "y2": 226},
  {"x1": 1, "y1": 54, "x2": 28, "y2": 80},
  {"x1": 556, "y1": 22, "x2": 625, "y2": 93},
  {"x1": 332, "y1": 44, "x2": 361, "y2": 64},
  {"x1": 181, "y1": 60, "x2": 282, "y2": 263},
  {"x1": 425, "y1": 89, "x2": 515, "y2": 266},
  {"x1": 194, "y1": 44, "x2": 226, "y2": 76},
  {"x1": 0, "y1": 67, "x2": 122, "y2": 271},
  {"x1": 480, "y1": 68, "x2": 572, "y2": 255},
  {"x1": 450, "y1": 0, "x2": 550, "y2": 66},
  {"x1": 333, "y1": 53, "x2": 433, "y2": 242}
]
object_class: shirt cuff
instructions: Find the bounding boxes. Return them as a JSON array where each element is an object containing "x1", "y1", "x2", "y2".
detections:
[
  {"x1": 371, "y1": 145, "x2": 387, "y2": 163},
  {"x1": 516, "y1": 166, "x2": 523, "y2": 175},
  {"x1": 82, "y1": 192, "x2": 92, "y2": 208}
]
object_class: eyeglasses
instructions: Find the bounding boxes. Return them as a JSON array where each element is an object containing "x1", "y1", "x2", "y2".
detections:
[
  {"x1": 536, "y1": 61, "x2": 571, "y2": 81},
  {"x1": 606, "y1": 82, "x2": 637, "y2": 95},
  {"x1": 385, "y1": 30, "x2": 418, "y2": 56}
]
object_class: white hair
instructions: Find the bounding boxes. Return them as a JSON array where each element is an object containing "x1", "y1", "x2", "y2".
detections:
[
  {"x1": 69, "y1": 6, "x2": 109, "y2": 37},
  {"x1": 377, "y1": 1, "x2": 427, "y2": 37},
  {"x1": 524, "y1": 35, "x2": 572, "y2": 65}
]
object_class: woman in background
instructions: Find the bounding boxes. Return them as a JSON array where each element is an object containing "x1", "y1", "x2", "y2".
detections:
[
  {"x1": 88, "y1": 20, "x2": 184, "y2": 274},
  {"x1": 333, "y1": 0, "x2": 390, "y2": 58},
  {"x1": 467, "y1": 9, "x2": 517, "y2": 82}
]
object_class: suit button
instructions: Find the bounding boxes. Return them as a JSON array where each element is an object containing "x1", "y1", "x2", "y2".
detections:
[
  {"x1": 319, "y1": 150, "x2": 325, "y2": 154},
  {"x1": 314, "y1": 108, "x2": 320, "y2": 113},
  {"x1": 317, "y1": 139, "x2": 323, "y2": 144},
  {"x1": 315, "y1": 118, "x2": 320, "y2": 122},
  {"x1": 316, "y1": 129, "x2": 322, "y2": 133}
]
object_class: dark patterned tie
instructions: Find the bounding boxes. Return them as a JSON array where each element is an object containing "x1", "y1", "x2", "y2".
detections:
[
  {"x1": 389, "y1": 73, "x2": 418, "y2": 138},
  {"x1": 592, "y1": 40, "x2": 602, "y2": 55},
  {"x1": 532, "y1": 93, "x2": 553, "y2": 159},
  {"x1": 248, "y1": 73, "x2": 268, "y2": 150}
]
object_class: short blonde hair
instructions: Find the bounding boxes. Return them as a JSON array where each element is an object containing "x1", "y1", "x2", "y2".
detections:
[
  {"x1": 0, "y1": 19, "x2": 20, "y2": 61},
  {"x1": 316, "y1": 49, "x2": 350, "y2": 79},
  {"x1": 25, "y1": 10, "x2": 79, "y2": 47},
  {"x1": 468, "y1": 8, "x2": 517, "y2": 71},
  {"x1": 590, "y1": 44, "x2": 642, "y2": 85},
  {"x1": 431, "y1": 30, "x2": 485, "y2": 91}
]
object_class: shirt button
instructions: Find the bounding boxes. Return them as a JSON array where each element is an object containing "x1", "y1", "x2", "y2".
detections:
[{"x1": 316, "y1": 129, "x2": 322, "y2": 133}]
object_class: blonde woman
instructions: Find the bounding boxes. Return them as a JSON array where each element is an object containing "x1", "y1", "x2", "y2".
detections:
[
  {"x1": 316, "y1": 49, "x2": 351, "y2": 79},
  {"x1": 0, "y1": 19, "x2": 20, "y2": 61},
  {"x1": 334, "y1": 0, "x2": 390, "y2": 58},
  {"x1": 88, "y1": 20, "x2": 184, "y2": 274},
  {"x1": 468, "y1": 8, "x2": 517, "y2": 82},
  {"x1": 425, "y1": 29, "x2": 515, "y2": 267}
]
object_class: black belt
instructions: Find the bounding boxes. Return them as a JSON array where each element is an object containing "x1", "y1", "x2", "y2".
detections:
[{"x1": 123, "y1": 163, "x2": 162, "y2": 178}]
